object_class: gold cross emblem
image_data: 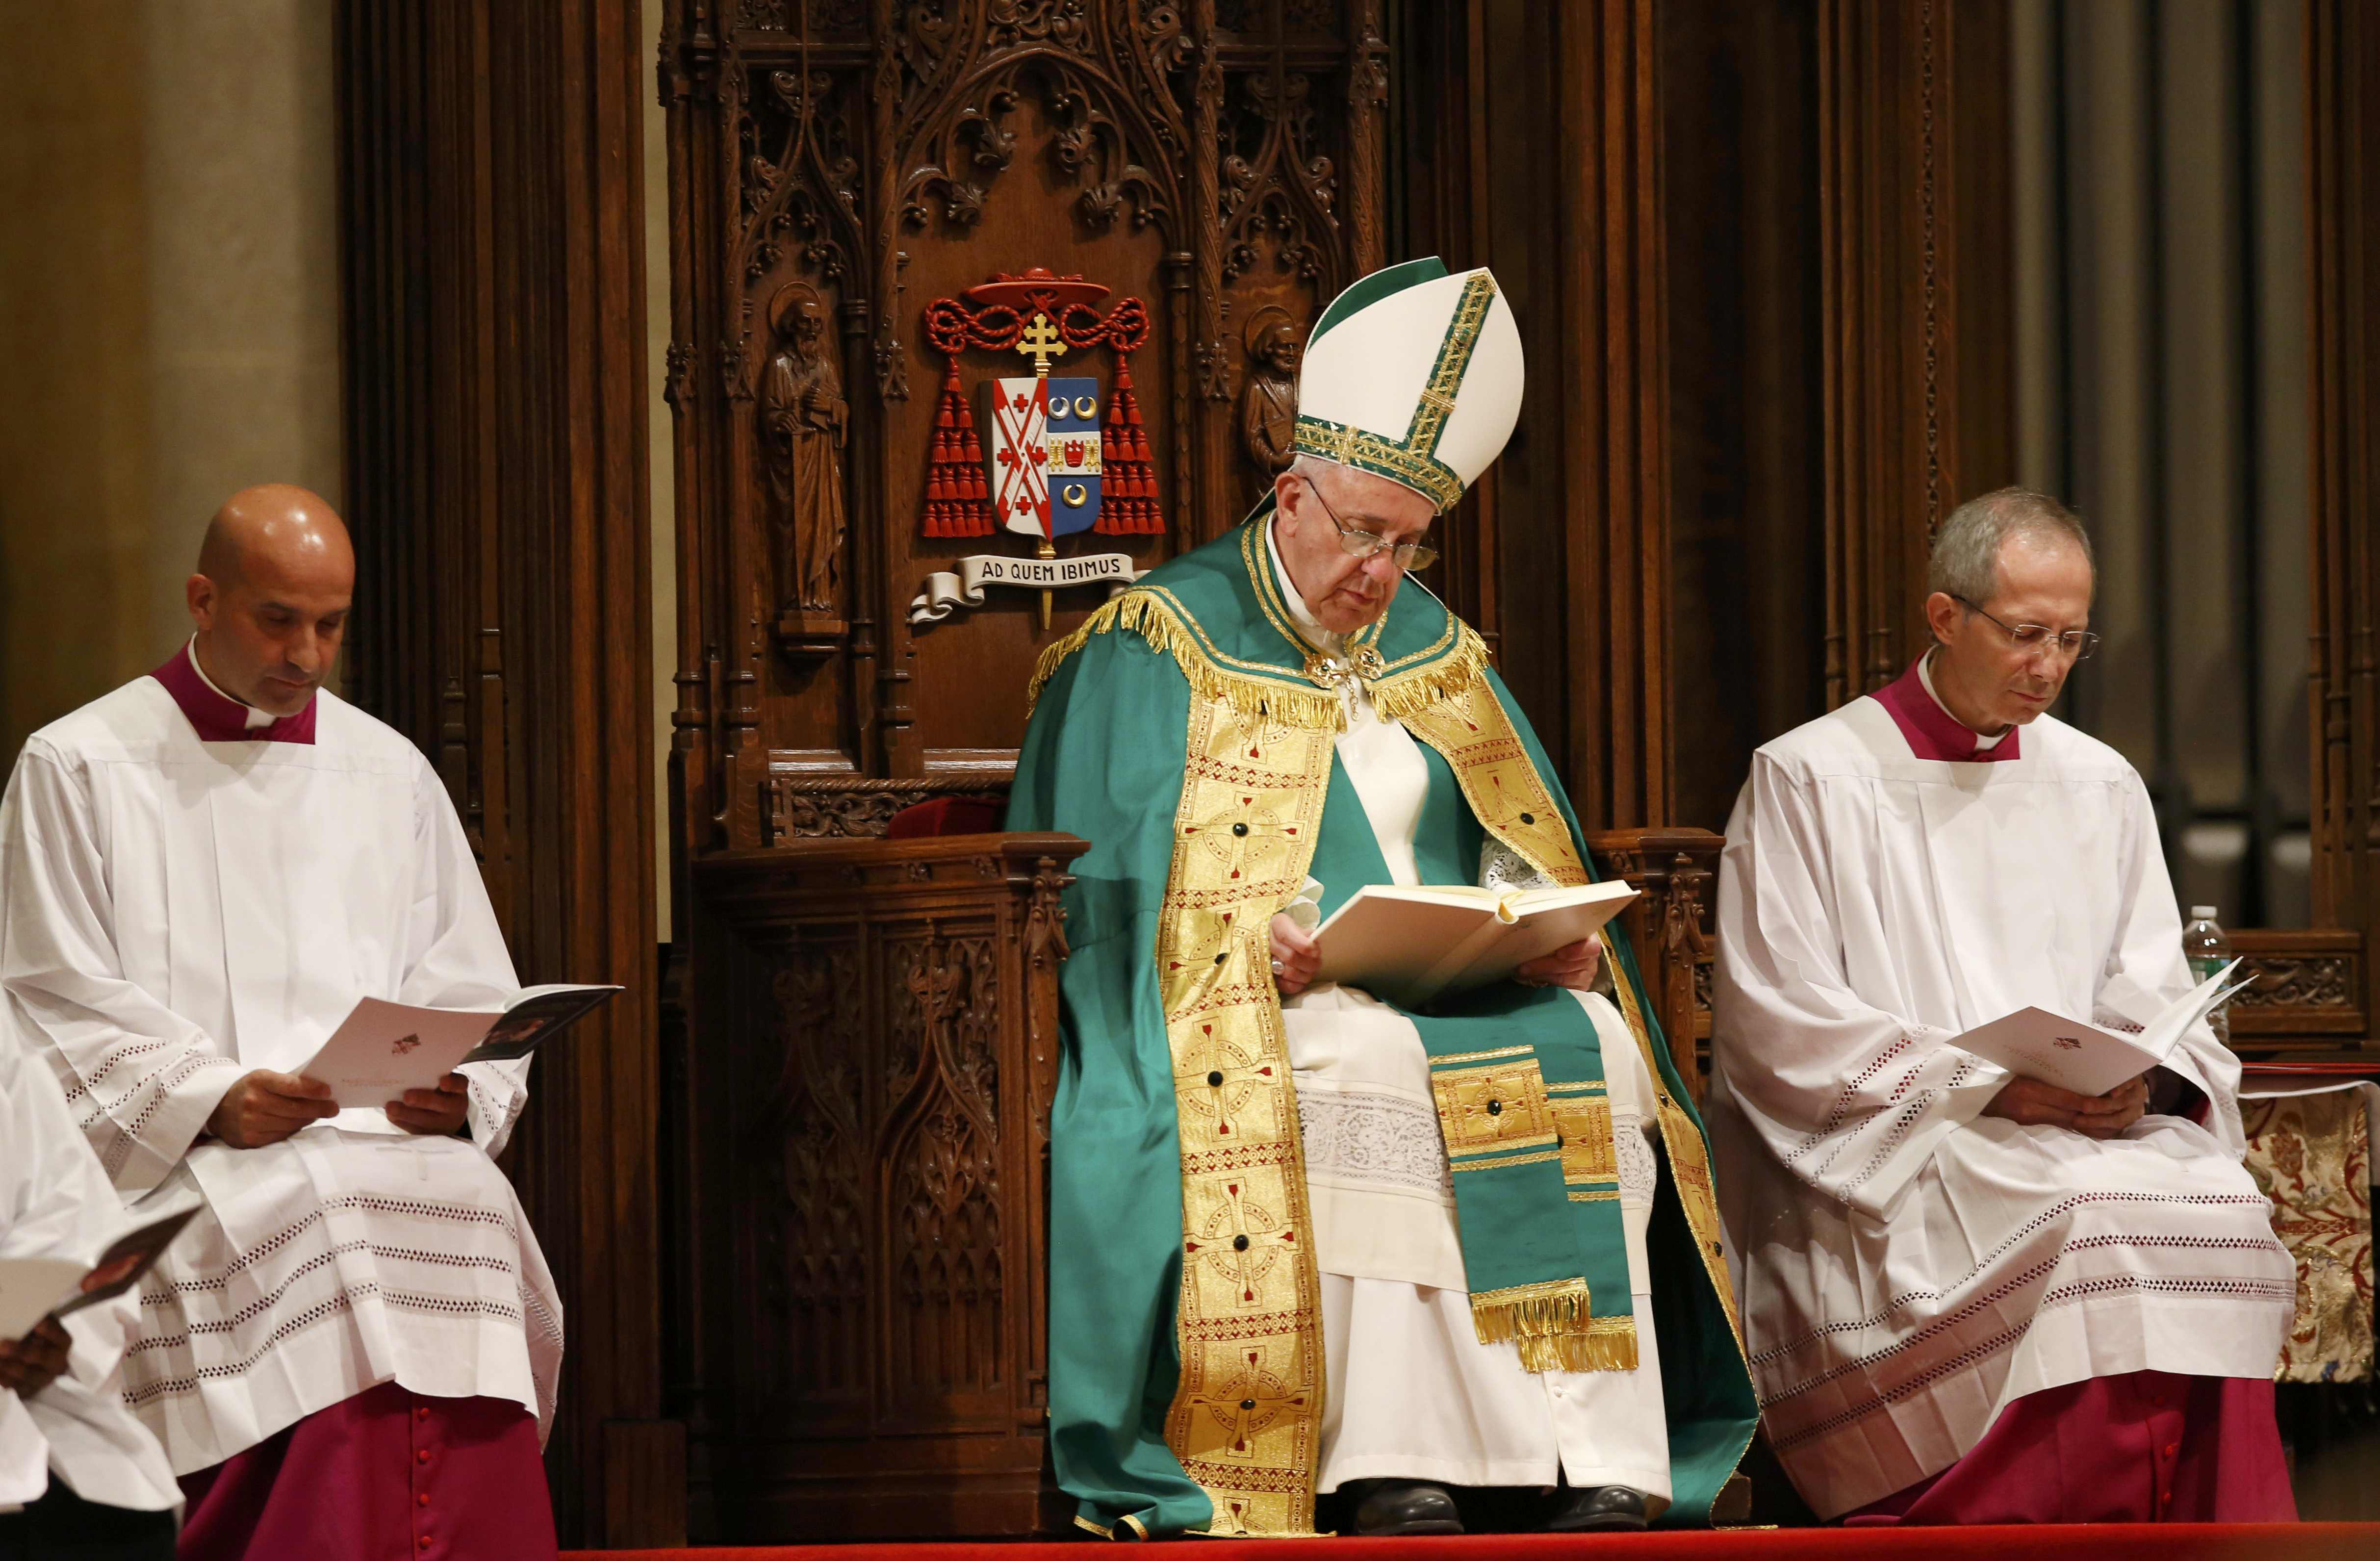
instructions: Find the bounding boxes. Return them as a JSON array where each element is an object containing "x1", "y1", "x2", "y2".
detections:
[{"x1": 1015, "y1": 312, "x2": 1067, "y2": 374}]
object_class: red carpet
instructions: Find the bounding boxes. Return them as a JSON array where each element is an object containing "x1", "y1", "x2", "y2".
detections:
[{"x1": 564, "y1": 1523, "x2": 2375, "y2": 1560}]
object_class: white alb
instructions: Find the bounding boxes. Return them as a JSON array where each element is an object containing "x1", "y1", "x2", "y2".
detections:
[
  {"x1": 1710, "y1": 693, "x2": 2291, "y2": 1517},
  {"x1": 0, "y1": 677, "x2": 563, "y2": 1476}
]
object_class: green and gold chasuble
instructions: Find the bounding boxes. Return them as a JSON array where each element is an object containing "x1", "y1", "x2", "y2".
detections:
[{"x1": 1007, "y1": 522, "x2": 1756, "y2": 1539}]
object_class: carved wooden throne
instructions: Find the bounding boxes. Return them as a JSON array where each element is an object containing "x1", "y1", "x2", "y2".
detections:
[{"x1": 658, "y1": 2, "x2": 1719, "y2": 1541}]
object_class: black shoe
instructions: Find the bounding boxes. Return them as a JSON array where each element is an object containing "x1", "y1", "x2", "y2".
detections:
[
  {"x1": 1545, "y1": 1484, "x2": 1648, "y2": 1533},
  {"x1": 1346, "y1": 1479, "x2": 1465, "y2": 1536}
]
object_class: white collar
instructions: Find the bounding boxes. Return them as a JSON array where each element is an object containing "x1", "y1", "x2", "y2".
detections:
[
  {"x1": 188, "y1": 637, "x2": 276, "y2": 730},
  {"x1": 1919, "y1": 648, "x2": 2009, "y2": 750},
  {"x1": 1264, "y1": 515, "x2": 1346, "y2": 656}
]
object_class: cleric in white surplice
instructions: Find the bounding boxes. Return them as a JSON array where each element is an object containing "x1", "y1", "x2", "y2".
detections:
[
  {"x1": 0, "y1": 486, "x2": 563, "y2": 1560},
  {"x1": 1710, "y1": 487, "x2": 2297, "y2": 1526},
  {"x1": 0, "y1": 1042, "x2": 180, "y2": 1560}
]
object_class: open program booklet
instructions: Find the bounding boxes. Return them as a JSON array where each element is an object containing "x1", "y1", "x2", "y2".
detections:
[
  {"x1": 0, "y1": 1199, "x2": 200, "y2": 1340},
  {"x1": 294, "y1": 983, "x2": 623, "y2": 1109},
  {"x1": 1309, "y1": 880, "x2": 1639, "y2": 1007},
  {"x1": 1950, "y1": 960, "x2": 2254, "y2": 1098}
]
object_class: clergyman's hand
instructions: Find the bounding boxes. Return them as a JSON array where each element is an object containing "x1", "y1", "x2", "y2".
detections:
[
  {"x1": 1983, "y1": 1073, "x2": 2151, "y2": 1140},
  {"x1": 1515, "y1": 935, "x2": 1604, "y2": 992},
  {"x1": 0, "y1": 1318, "x2": 73, "y2": 1399},
  {"x1": 1269, "y1": 913, "x2": 1321, "y2": 998},
  {"x1": 205, "y1": 1070, "x2": 339, "y2": 1149},
  {"x1": 387, "y1": 1073, "x2": 470, "y2": 1137}
]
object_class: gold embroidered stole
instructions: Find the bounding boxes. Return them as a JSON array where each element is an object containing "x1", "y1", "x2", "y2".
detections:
[
  {"x1": 1400, "y1": 682, "x2": 1744, "y2": 1352},
  {"x1": 1156, "y1": 699, "x2": 1333, "y2": 1537},
  {"x1": 1144, "y1": 618, "x2": 1742, "y2": 1537}
]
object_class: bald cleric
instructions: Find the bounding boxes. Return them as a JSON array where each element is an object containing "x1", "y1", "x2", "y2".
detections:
[{"x1": 0, "y1": 487, "x2": 564, "y2": 1559}]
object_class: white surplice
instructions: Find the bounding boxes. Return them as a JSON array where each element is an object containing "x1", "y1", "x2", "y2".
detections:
[
  {"x1": 1709, "y1": 691, "x2": 2293, "y2": 1518},
  {"x1": 1264, "y1": 523, "x2": 1671, "y2": 1500},
  {"x1": 0, "y1": 673, "x2": 563, "y2": 1476},
  {"x1": 0, "y1": 1044, "x2": 180, "y2": 1515}
]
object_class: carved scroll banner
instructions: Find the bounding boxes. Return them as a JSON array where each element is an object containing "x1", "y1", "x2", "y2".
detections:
[
  {"x1": 908, "y1": 552, "x2": 1143, "y2": 625},
  {"x1": 2240, "y1": 1082, "x2": 2378, "y2": 1382}
]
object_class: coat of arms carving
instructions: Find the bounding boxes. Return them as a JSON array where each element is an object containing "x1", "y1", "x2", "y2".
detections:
[{"x1": 910, "y1": 269, "x2": 1164, "y2": 630}]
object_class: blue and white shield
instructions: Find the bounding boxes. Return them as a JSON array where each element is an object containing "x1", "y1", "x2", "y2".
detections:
[{"x1": 1041, "y1": 375, "x2": 1102, "y2": 537}]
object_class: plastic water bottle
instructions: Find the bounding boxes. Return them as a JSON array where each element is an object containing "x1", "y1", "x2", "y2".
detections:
[{"x1": 2181, "y1": 906, "x2": 2233, "y2": 1045}]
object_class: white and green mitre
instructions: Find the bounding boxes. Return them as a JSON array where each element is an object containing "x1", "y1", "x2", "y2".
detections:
[{"x1": 1293, "y1": 256, "x2": 1523, "y2": 512}]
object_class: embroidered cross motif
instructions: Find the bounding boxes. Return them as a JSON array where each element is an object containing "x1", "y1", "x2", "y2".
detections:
[
  {"x1": 1176, "y1": 1023, "x2": 1280, "y2": 1142},
  {"x1": 1431, "y1": 1058, "x2": 1556, "y2": 1154},
  {"x1": 1184, "y1": 1179, "x2": 1298, "y2": 1306},
  {"x1": 1183, "y1": 793, "x2": 1296, "y2": 885},
  {"x1": 1187, "y1": 1350, "x2": 1306, "y2": 1461}
]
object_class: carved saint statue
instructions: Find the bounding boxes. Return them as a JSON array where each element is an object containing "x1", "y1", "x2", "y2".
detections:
[
  {"x1": 761, "y1": 283, "x2": 847, "y2": 617},
  {"x1": 1238, "y1": 307, "x2": 1303, "y2": 475}
]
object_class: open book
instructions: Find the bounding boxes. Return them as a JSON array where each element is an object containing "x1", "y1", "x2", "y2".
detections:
[
  {"x1": 1950, "y1": 960, "x2": 2254, "y2": 1098},
  {"x1": 1309, "y1": 880, "x2": 1639, "y2": 1007},
  {"x1": 0, "y1": 1199, "x2": 200, "y2": 1341},
  {"x1": 294, "y1": 983, "x2": 623, "y2": 1110}
]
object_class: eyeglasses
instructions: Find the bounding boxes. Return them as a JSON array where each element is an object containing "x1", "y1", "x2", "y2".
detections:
[
  {"x1": 1299, "y1": 476, "x2": 1439, "y2": 572},
  {"x1": 1952, "y1": 596, "x2": 2101, "y2": 661}
]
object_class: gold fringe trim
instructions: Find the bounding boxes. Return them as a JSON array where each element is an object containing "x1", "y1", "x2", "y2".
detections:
[
  {"x1": 1025, "y1": 591, "x2": 1495, "y2": 735},
  {"x1": 1371, "y1": 624, "x2": 1493, "y2": 723},
  {"x1": 1517, "y1": 1318, "x2": 1640, "y2": 1374},
  {"x1": 1470, "y1": 1277, "x2": 1589, "y2": 1347},
  {"x1": 1471, "y1": 1280, "x2": 1639, "y2": 1373}
]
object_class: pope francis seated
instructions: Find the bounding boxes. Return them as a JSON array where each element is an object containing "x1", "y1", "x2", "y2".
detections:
[
  {"x1": 1008, "y1": 259, "x2": 1756, "y2": 1540},
  {"x1": 1710, "y1": 487, "x2": 2297, "y2": 1526}
]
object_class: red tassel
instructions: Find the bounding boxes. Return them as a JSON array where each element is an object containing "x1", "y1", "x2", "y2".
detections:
[
  {"x1": 918, "y1": 355, "x2": 996, "y2": 537},
  {"x1": 1093, "y1": 352, "x2": 1164, "y2": 534}
]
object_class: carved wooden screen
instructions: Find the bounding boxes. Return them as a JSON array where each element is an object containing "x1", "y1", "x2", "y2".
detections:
[{"x1": 662, "y1": 0, "x2": 1389, "y2": 855}]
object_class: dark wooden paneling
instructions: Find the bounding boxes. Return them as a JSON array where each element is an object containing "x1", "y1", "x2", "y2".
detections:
[
  {"x1": 1560, "y1": 0, "x2": 1672, "y2": 829},
  {"x1": 684, "y1": 833, "x2": 1087, "y2": 1539},
  {"x1": 1813, "y1": 0, "x2": 2017, "y2": 708},
  {"x1": 336, "y1": 1, "x2": 672, "y2": 1545},
  {"x1": 1431, "y1": 0, "x2": 1677, "y2": 828},
  {"x1": 1660, "y1": 0, "x2": 1829, "y2": 829},
  {"x1": 1951, "y1": 0, "x2": 2016, "y2": 498},
  {"x1": 2306, "y1": 0, "x2": 2380, "y2": 1050}
]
